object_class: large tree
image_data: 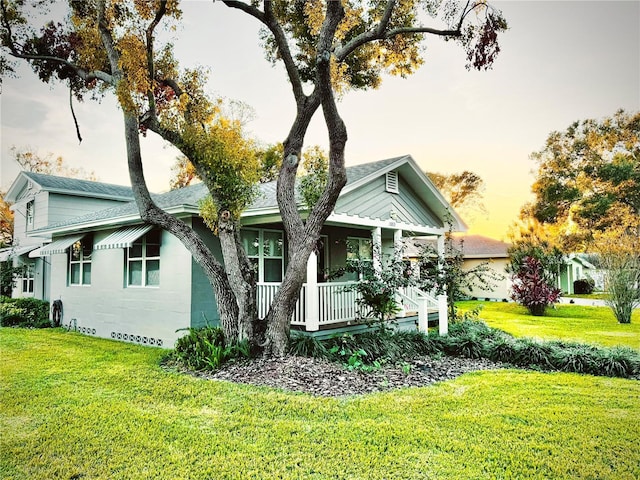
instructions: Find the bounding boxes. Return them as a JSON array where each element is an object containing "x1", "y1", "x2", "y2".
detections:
[
  {"x1": 522, "y1": 109, "x2": 640, "y2": 250},
  {"x1": 0, "y1": 0, "x2": 507, "y2": 356}
]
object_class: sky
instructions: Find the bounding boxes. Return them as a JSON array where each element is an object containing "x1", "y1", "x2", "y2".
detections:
[{"x1": 1, "y1": 0, "x2": 639, "y2": 241}]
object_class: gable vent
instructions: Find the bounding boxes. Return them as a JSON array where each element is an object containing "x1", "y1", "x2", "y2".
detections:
[{"x1": 386, "y1": 171, "x2": 399, "y2": 194}]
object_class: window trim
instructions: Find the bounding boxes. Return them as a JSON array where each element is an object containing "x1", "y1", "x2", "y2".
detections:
[
  {"x1": 68, "y1": 235, "x2": 93, "y2": 286},
  {"x1": 241, "y1": 228, "x2": 284, "y2": 283},
  {"x1": 25, "y1": 200, "x2": 34, "y2": 229},
  {"x1": 126, "y1": 230, "x2": 161, "y2": 288},
  {"x1": 21, "y1": 263, "x2": 34, "y2": 294}
]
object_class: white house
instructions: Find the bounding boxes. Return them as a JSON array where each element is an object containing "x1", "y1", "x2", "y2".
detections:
[{"x1": 5, "y1": 155, "x2": 463, "y2": 347}]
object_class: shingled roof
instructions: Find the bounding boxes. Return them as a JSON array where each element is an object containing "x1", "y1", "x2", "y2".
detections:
[
  {"x1": 19, "y1": 171, "x2": 134, "y2": 201},
  {"x1": 31, "y1": 155, "x2": 460, "y2": 235}
]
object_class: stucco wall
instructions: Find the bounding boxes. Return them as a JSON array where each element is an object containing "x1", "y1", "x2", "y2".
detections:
[
  {"x1": 49, "y1": 228, "x2": 193, "y2": 349},
  {"x1": 462, "y1": 258, "x2": 511, "y2": 301}
]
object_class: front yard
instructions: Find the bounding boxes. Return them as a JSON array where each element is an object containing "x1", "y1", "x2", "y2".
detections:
[
  {"x1": 457, "y1": 300, "x2": 640, "y2": 350},
  {"x1": 1, "y1": 327, "x2": 639, "y2": 480}
]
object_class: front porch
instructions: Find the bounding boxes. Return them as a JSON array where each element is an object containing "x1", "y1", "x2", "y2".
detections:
[{"x1": 257, "y1": 281, "x2": 449, "y2": 336}]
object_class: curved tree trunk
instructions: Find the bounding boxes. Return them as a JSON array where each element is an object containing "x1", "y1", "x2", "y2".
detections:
[
  {"x1": 122, "y1": 112, "x2": 242, "y2": 341},
  {"x1": 218, "y1": 211, "x2": 258, "y2": 344}
]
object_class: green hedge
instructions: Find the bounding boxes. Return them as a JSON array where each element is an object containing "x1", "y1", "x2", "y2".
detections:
[{"x1": 0, "y1": 296, "x2": 50, "y2": 328}]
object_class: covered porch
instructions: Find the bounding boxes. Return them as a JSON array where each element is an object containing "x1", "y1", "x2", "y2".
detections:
[{"x1": 256, "y1": 223, "x2": 450, "y2": 336}]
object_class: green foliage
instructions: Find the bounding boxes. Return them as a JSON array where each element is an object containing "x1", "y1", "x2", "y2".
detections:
[
  {"x1": 299, "y1": 145, "x2": 329, "y2": 210},
  {"x1": 597, "y1": 234, "x2": 640, "y2": 324},
  {"x1": 336, "y1": 245, "x2": 412, "y2": 327},
  {"x1": 171, "y1": 326, "x2": 250, "y2": 371},
  {"x1": 524, "y1": 109, "x2": 640, "y2": 247},
  {"x1": 0, "y1": 296, "x2": 50, "y2": 328},
  {"x1": 288, "y1": 334, "x2": 328, "y2": 358},
  {"x1": 573, "y1": 277, "x2": 595, "y2": 295},
  {"x1": 418, "y1": 232, "x2": 503, "y2": 320},
  {"x1": 2, "y1": 328, "x2": 639, "y2": 480}
]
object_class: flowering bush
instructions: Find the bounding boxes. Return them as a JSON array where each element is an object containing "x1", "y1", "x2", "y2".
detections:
[{"x1": 510, "y1": 256, "x2": 561, "y2": 316}]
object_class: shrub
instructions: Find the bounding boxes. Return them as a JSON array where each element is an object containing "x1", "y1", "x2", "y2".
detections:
[
  {"x1": 510, "y1": 256, "x2": 561, "y2": 316},
  {"x1": 573, "y1": 278, "x2": 595, "y2": 295},
  {"x1": 288, "y1": 334, "x2": 328, "y2": 358},
  {"x1": 0, "y1": 296, "x2": 50, "y2": 328},
  {"x1": 550, "y1": 343, "x2": 601, "y2": 375},
  {"x1": 172, "y1": 326, "x2": 250, "y2": 371},
  {"x1": 513, "y1": 338, "x2": 556, "y2": 369}
]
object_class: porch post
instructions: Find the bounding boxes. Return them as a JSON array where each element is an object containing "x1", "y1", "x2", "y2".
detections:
[
  {"x1": 436, "y1": 234, "x2": 448, "y2": 335},
  {"x1": 305, "y1": 251, "x2": 319, "y2": 332},
  {"x1": 393, "y1": 228, "x2": 406, "y2": 318},
  {"x1": 438, "y1": 294, "x2": 448, "y2": 335},
  {"x1": 372, "y1": 226, "x2": 382, "y2": 275}
]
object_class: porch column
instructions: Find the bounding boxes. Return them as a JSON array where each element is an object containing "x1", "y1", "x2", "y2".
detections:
[
  {"x1": 305, "y1": 250, "x2": 319, "y2": 332},
  {"x1": 436, "y1": 234, "x2": 448, "y2": 335},
  {"x1": 372, "y1": 226, "x2": 382, "y2": 275},
  {"x1": 393, "y1": 228, "x2": 406, "y2": 318},
  {"x1": 393, "y1": 229, "x2": 403, "y2": 261}
]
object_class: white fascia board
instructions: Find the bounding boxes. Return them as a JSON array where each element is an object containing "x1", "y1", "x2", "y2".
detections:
[
  {"x1": 340, "y1": 155, "x2": 410, "y2": 196},
  {"x1": 325, "y1": 212, "x2": 449, "y2": 236},
  {"x1": 28, "y1": 206, "x2": 199, "y2": 237}
]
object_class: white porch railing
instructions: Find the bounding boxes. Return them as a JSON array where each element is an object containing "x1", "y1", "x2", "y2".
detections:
[{"x1": 257, "y1": 282, "x2": 448, "y2": 334}]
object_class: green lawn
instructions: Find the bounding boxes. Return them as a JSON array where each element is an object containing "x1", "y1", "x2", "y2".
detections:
[
  {"x1": 457, "y1": 300, "x2": 640, "y2": 350},
  {"x1": 1, "y1": 328, "x2": 639, "y2": 480}
]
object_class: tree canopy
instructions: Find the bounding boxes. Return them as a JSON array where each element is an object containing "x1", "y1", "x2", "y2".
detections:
[{"x1": 522, "y1": 109, "x2": 640, "y2": 250}]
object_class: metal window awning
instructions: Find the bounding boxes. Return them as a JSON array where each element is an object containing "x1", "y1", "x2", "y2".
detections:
[
  {"x1": 0, "y1": 244, "x2": 42, "y2": 261},
  {"x1": 36, "y1": 234, "x2": 86, "y2": 256},
  {"x1": 94, "y1": 225, "x2": 152, "y2": 250}
]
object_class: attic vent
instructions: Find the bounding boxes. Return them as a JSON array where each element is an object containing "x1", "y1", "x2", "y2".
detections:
[{"x1": 386, "y1": 171, "x2": 399, "y2": 193}]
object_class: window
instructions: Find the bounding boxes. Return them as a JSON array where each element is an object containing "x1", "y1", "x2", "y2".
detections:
[
  {"x1": 127, "y1": 229, "x2": 161, "y2": 287},
  {"x1": 21, "y1": 263, "x2": 34, "y2": 294},
  {"x1": 346, "y1": 237, "x2": 373, "y2": 261},
  {"x1": 240, "y1": 228, "x2": 284, "y2": 282},
  {"x1": 346, "y1": 236, "x2": 373, "y2": 281},
  {"x1": 69, "y1": 235, "x2": 93, "y2": 286},
  {"x1": 25, "y1": 201, "x2": 34, "y2": 229}
]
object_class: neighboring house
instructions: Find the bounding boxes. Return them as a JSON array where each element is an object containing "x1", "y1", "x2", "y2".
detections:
[
  {"x1": 406, "y1": 234, "x2": 512, "y2": 301},
  {"x1": 557, "y1": 254, "x2": 598, "y2": 294},
  {"x1": 2, "y1": 172, "x2": 133, "y2": 299},
  {"x1": 7, "y1": 155, "x2": 462, "y2": 347},
  {"x1": 455, "y1": 234, "x2": 511, "y2": 301}
]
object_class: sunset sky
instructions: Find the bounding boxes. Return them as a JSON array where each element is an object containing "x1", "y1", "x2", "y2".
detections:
[{"x1": 1, "y1": 1, "x2": 639, "y2": 241}]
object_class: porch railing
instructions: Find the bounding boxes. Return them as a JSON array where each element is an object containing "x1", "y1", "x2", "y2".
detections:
[{"x1": 257, "y1": 282, "x2": 447, "y2": 334}]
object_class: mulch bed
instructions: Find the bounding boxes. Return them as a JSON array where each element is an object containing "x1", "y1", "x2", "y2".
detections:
[{"x1": 171, "y1": 355, "x2": 509, "y2": 397}]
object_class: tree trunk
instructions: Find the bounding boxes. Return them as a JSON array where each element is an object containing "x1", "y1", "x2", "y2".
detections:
[
  {"x1": 121, "y1": 112, "x2": 242, "y2": 341},
  {"x1": 218, "y1": 210, "x2": 258, "y2": 344}
]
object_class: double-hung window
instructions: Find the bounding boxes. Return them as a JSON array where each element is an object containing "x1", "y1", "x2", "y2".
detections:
[
  {"x1": 127, "y1": 229, "x2": 161, "y2": 287},
  {"x1": 69, "y1": 235, "x2": 93, "y2": 286},
  {"x1": 241, "y1": 228, "x2": 284, "y2": 282},
  {"x1": 22, "y1": 263, "x2": 34, "y2": 294}
]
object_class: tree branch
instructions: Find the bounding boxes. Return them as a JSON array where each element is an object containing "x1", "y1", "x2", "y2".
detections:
[{"x1": 222, "y1": 0, "x2": 305, "y2": 104}]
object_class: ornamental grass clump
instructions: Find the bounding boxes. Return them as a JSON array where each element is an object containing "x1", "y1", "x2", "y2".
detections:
[{"x1": 172, "y1": 326, "x2": 250, "y2": 371}]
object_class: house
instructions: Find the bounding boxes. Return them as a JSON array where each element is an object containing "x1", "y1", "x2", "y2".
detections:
[
  {"x1": 406, "y1": 234, "x2": 512, "y2": 301},
  {"x1": 456, "y1": 234, "x2": 511, "y2": 301},
  {"x1": 5, "y1": 155, "x2": 462, "y2": 348},
  {"x1": 557, "y1": 254, "x2": 598, "y2": 294},
  {"x1": 2, "y1": 172, "x2": 134, "y2": 299}
]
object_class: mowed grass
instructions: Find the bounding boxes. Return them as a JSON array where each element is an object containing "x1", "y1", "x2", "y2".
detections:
[
  {"x1": 1, "y1": 328, "x2": 639, "y2": 480},
  {"x1": 457, "y1": 300, "x2": 640, "y2": 351}
]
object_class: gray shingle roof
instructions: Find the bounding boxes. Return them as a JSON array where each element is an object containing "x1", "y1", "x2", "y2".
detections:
[
  {"x1": 34, "y1": 156, "x2": 419, "y2": 232},
  {"x1": 22, "y1": 171, "x2": 134, "y2": 200}
]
